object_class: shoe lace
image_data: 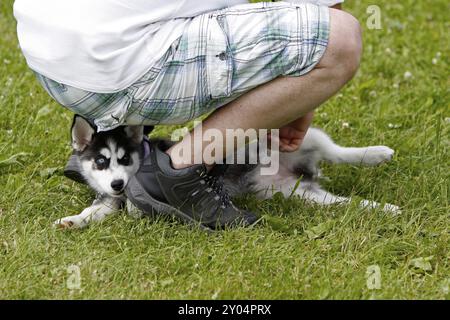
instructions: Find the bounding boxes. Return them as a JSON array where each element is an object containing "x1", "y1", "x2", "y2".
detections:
[{"x1": 196, "y1": 170, "x2": 232, "y2": 208}]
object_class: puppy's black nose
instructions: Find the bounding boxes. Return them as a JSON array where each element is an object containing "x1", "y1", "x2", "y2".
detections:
[{"x1": 111, "y1": 179, "x2": 124, "y2": 191}]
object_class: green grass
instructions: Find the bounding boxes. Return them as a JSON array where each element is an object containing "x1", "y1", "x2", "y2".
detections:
[{"x1": 0, "y1": 0, "x2": 448, "y2": 299}]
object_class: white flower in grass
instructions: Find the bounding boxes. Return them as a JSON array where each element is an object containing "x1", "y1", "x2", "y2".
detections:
[
  {"x1": 3, "y1": 59, "x2": 10, "y2": 64},
  {"x1": 342, "y1": 122, "x2": 350, "y2": 128},
  {"x1": 432, "y1": 58, "x2": 438, "y2": 65},
  {"x1": 385, "y1": 48, "x2": 392, "y2": 54},
  {"x1": 5, "y1": 77, "x2": 13, "y2": 87},
  {"x1": 445, "y1": 117, "x2": 450, "y2": 124},
  {"x1": 404, "y1": 71, "x2": 413, "y2": 79},
  {"x1": 388, "y1": 123, "x2": 401, "y2": 129},
  {"x1": 393, "y1": 83, "x2": 400, "y2": 89},
  {"x1": 436, "y1": 52, "x2": 442, "y2": 58}
]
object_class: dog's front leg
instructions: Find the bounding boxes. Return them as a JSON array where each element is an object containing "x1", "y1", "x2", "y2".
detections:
[{"x1": 54, "y1": 195, "x2": 123, "y2": 229}]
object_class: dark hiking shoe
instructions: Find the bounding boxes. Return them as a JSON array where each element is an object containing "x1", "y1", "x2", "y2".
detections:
[
  {"x1": 64, "y1": 152, "x2": 87, "y2": 184},
  {"x1": 125, "y1": 140, "x2": 259, "y2": 230}
]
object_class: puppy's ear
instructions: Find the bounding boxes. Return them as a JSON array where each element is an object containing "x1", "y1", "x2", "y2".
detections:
[
  {"x1": 124, "y1": 126, "x2": 144, "y2": 144},
  {"x1": 71, "y1": 115, "x2": 95, "y2": 152}
]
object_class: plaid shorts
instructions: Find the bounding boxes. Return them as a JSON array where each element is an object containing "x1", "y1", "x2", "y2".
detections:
[{"x1": 35, "y1": 2, "x2": 330, "y2": 131}]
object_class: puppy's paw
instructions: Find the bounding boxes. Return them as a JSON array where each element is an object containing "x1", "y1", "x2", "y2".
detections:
[
  {"x1": 53, "y1": 215, "x2": 85, "y2": 229},
  {"x1": 362, "y1": 146, "x2": 395, "y2": 166}
]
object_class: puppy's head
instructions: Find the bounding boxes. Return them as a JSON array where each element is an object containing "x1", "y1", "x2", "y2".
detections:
[{"x1": 71, "y1": 115, "x2": 143, "y2": 197}]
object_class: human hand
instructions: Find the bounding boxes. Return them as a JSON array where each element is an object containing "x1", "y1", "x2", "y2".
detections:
[{"x1": 268, "y1": 112, "x2": 314, "y2": 152}]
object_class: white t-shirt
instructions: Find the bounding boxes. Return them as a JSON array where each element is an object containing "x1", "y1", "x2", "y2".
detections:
[{"x1": 14, "y1": 0, "x2": 343, "y2": 93}]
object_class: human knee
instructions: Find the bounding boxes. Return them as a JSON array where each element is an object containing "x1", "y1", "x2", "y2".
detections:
[
  {"x1": 342, "y1": 12, "x2": 363, "y2": 77},
  {"x1": 322, "y1": 9, "x2": 362, "y2": 81}
]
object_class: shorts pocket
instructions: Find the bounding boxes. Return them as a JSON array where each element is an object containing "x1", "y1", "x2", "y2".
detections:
[
  {"x1": 93, "y1": 92, "x2": 132, "y2": 131},
  {"x1": 205, "y1": 15, "x2": 233, "y2": 99}
]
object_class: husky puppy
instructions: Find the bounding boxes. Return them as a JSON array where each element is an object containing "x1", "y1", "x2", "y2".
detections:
[
  {"x1": 224, "y1": 129, "x2": 399, "y2": 212},
  {"x1": 54, "y1": 117, "x2": 399, "y2": 229},
  {"x1": 55, "y1": 116, "x2": 143, "y2": 228}
]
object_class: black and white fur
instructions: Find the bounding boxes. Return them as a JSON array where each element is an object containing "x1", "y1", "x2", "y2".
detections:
[
  {"x1": 55, "y1": 116, "x2": 143, "y2": 228},
  {"x1": 55, "y1": 117, "x2": 399, "y2": 229},
  {"x1": 225, "y1": 129, "x2": 399, "y2": 212}
]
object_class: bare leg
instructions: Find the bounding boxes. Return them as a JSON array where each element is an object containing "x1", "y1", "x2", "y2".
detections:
[{"x1": 168, "y1": 9, "x2": 362, "y2": 168}]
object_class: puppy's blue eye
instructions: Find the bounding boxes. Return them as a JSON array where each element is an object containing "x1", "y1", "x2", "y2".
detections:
[{"x1": 95, "y1": 156, "x2": 109, "y2": 169}]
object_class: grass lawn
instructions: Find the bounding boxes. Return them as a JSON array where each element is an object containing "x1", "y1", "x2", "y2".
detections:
[{"x1": 0, "y1": 0, "x2": 448, "y2": 299}]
